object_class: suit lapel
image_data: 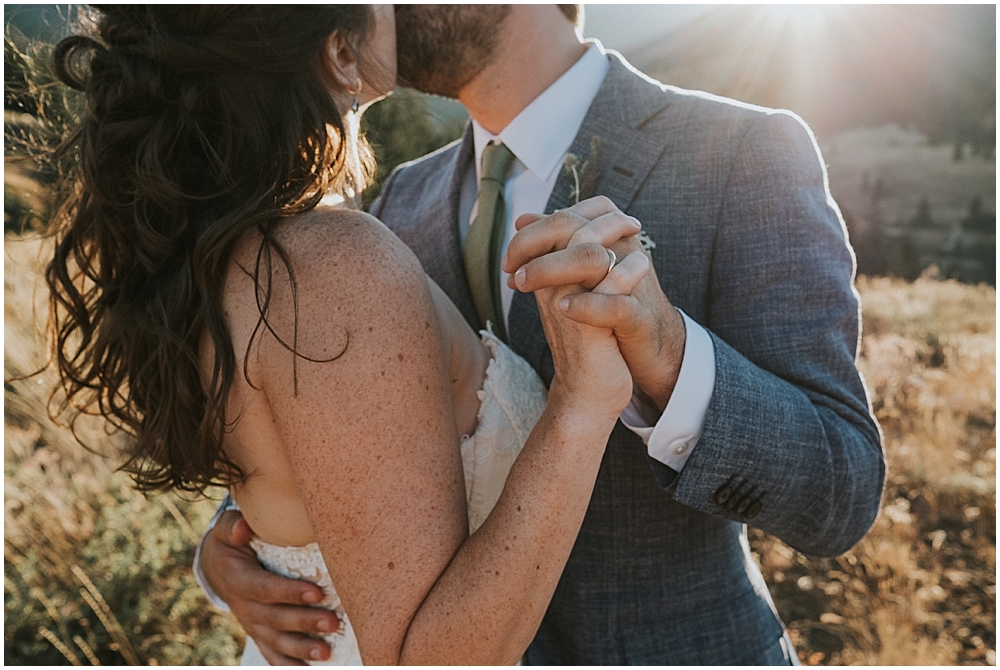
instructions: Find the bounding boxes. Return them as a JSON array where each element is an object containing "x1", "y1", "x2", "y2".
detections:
[
  {"x1": 420, "y1": 127, "x2": 480, "y2": 329},
  {"x1": 509, "y1": 52, "x2": 674, "y2": 384},
  {"x1": 553, "y1": 52, "x2": 674, "y2": 213}
]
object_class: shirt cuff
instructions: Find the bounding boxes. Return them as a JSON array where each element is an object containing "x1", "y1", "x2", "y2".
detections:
[
  {"x1": 619, "y1": 310, "x2": 716, "y2": 472},
  {"x1": 193, "y1": 494, "x2": 241, "y2": 612}
]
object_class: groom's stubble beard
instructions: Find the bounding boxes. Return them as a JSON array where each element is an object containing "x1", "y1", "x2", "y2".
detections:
[{"x1": 394, "y1": 5, "x2": 512, "y2": 99}]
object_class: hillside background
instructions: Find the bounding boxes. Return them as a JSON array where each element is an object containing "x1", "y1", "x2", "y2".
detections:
[
  {"x1": 7, "y1": 5, "x2": 996, "y2": 284},
  {"x1": 5, "y1": 4, "x2": 995, "y2": 665}
]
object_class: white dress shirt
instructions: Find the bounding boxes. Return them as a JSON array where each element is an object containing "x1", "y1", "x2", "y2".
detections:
[{"x1": 458, "y1": 40, "x2": 716, "y2": 472}]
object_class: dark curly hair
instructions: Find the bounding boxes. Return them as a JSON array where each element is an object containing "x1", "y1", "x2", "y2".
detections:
[{"x1": 45, "y1": 5, "x2": 372, "y2": 494}]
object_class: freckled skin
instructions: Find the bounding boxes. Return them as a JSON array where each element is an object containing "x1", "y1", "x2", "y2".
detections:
[
  {"x1": 210, "y1": 206, "x2": 633, "y2": 664},
  {"x1": 217, "y1": 209, "x2": 488, "y2": 550}
]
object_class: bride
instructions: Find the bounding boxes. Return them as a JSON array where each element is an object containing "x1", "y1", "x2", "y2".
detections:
[{"x1": 46, "y1": 6, "x2": 646, "y2": 665}]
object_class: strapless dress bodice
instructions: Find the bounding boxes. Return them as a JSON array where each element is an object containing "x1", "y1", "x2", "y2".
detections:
[{"x1": 241, "y1": 331, "x2": 547, "y2": 665}]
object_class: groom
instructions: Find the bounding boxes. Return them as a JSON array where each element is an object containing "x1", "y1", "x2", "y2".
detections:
[{"x1": 198, "y1": 5, "x2": 884, "y2": 664}]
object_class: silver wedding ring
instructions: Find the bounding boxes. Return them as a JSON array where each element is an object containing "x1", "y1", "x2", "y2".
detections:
[{"x1": 604, "y1": 248, "x2": 617, "y2": 280}]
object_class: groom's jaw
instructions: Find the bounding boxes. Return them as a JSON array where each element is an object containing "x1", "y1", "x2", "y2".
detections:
[
  {"x1": 394, "y1": 5, "x2": 512, "y2": 98},
  {"x1": 451, "y1": 5, "x2": 587, "y2": 134},
  {"x1": 394, "y1": 5, "x2": 586, "y2": 134}
]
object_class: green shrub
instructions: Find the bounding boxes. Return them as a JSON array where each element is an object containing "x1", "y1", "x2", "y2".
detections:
[{"x1": 361, "y1": 88, "x2": 466, "y2": 206}]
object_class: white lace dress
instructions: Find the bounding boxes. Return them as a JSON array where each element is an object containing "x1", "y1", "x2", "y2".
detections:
[{"x1": 240, "y1": 332, "x2": 548, "y2": 665}]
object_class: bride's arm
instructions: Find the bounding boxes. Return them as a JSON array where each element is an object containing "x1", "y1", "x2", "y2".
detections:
[{"x1": 254, "y1": 210, "x2": 632, "y2": 665}]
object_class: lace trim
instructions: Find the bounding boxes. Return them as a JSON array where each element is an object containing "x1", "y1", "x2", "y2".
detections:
[{"x1": 247, "y1": 539, "x2": 362, "y2": 665}]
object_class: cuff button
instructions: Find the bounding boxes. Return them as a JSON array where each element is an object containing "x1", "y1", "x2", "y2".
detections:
[
  {"x1": 714, "y1": 479, "x2": 735, "y2": 506},
  {"x1": 734, "y1": 486, "x2": 758, "y2": 515},
  {"x1": 723, "y1": 478, "x2": 748, "y2": 510}
]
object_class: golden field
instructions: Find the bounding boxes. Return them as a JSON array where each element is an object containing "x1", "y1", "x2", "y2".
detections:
[
  {"x1": 754, "y1": 272, "x2": 995, "y2": 665},
  {"x1": 4, "y1": 235, "x2": 995, "y2": 665}
]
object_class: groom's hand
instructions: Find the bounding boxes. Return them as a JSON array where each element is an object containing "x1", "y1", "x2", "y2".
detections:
[
  {"x1": 502, "y1": 196, "x2": 685, "y2": 411},
  {"x1": 202, "y1": 511, "x2": 339, "y2": 664}
]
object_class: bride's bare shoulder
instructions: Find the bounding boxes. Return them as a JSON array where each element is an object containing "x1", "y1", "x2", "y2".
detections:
[
  {"x1": 226, "y1": 206, "x2": 438, "y2": 373},
  {"x1": 230, "y1": 206, "x2": 425, "y2": 306},
  {"x1": 280, "y1": 206, "x2": 421, "y2": 284}
]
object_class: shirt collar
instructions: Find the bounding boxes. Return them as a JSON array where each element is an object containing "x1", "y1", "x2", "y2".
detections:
[{"x1": 472, "y1": 40, "x2": 609, "y2": 183}]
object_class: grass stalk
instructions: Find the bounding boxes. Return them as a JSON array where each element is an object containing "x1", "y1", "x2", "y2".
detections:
[
  {"x1": 161, "y1": 496, "x2": 200, "y2": 545},
  {"x1": 39, "y1": 626, "x2": 83, "y2": 666},
  {"x1": 72, "y1": 565, "x2": 143, "y2": 665},
  {"x1": 73, "y1": 634, "x2": 101, "y2": 666}
]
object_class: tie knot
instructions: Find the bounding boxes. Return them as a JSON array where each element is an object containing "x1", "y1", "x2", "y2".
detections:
[{"x1": 480, "y1": 142, "x2": 516, "y2": 184}]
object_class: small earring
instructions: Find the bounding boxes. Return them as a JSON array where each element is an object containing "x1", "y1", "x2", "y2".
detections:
[{"x1": 346, "y1": 80, "x2": 362, "y2": 114}]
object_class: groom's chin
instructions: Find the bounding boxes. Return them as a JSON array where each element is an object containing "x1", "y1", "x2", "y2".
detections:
[{"x1": 393, "y1": 4, "x2": 511, "y2": 99}]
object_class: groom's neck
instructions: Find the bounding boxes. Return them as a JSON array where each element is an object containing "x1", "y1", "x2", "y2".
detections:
[{"x1": 458, "y1": 5, "x2": 586, "y2": 135}]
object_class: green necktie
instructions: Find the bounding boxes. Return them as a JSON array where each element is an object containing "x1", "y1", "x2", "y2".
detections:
[{"x1": 465, "y1": 142, "x2": 515, "y2": 343}]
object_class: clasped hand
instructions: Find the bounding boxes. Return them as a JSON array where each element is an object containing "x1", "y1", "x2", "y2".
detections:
[{"x1": 502, "y1": 196, "x2": 686, "y2": 413}]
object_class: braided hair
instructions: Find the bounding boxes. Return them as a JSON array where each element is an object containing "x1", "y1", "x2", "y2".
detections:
[{"x1": 46, "y1": 6, "x2": 372, "y2": 494}]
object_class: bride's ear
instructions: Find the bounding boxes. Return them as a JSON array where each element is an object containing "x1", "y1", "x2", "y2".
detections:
[{"x1": 322, "y1": 31, "x2": 361, "y2": 98}]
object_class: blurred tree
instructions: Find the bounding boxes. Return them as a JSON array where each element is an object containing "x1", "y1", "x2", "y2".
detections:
[
  {"x1": 910, "y1": 197, "x2": 935, "y2": 229},
  {"x1": 886, "y1": 234, "x2": 921, "y2": 282},
  {"x1": 360, "y1": 89, "x2": 466, "y2": 208},
  {"x1": 962, "y1": 196, "x2": 995, "y2": 234}
]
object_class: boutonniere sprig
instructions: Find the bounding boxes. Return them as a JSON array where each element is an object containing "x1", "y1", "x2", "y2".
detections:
[
  {"x1": 563, "y1": 136, "x2": 601, "y2": 204},
  {"x1": 562, "y1": 136, "x2": 657, "y2": 253}
]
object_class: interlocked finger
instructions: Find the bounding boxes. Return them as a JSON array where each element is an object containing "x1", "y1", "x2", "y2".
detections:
[
  {"x1": 512, "y1": 242, "x2": 618, "y2": 292},
  {"x1": 561, "y1": 195, "x2": 621, "y2": 221},
  {"x1": 504, "y1": 209, "x2": 640, "y2": 276},
  {"x1": 559, "y1": 292, "x2": 645, "y2": 333},
  {"x1": 594, "y1": 250, "x2": 649, "y2": 296},
  {"x1": 512, "y1": 196, "x2": 621, "y2": 234},
  {"x1": 559, "y1": 252, "x2": 651, "y2": 333},
  {"x1": 566, "y1": 211, "x2": 641, "y2": 249},
  {"x1": 512, "y1": 212, "x2": 545, "y2": 232},
  {"x1": 504, "y1": 210, "x2": 590, "y2": 274}
]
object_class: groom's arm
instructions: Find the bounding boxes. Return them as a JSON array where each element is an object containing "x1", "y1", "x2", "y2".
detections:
[
  {"x1": 665, "y1": 110, "x2": 885, "y2": 557},
  {"x1": 507, "y1": 111, "x2": 884, "y2": 558}
]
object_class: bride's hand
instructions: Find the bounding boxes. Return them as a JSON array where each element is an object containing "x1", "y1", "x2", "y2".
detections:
[{"x1": 533, "y1": 249, "x2": 650, "y2": 421}]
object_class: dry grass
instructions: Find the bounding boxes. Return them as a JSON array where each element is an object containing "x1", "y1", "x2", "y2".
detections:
[
  {"x1": 4, "y1": 236, "x2": 244, "y2": 665},
  {"x1": 749, "y1": 272, "x2": 996, "y2": 665},
  {"x1": 4, "y1": 234, "x2": 995, "y2": 664}
]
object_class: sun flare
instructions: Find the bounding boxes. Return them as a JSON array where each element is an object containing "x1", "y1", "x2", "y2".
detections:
[{"x1": 763, "y1": 4, "x2": 832, "y2": 27}]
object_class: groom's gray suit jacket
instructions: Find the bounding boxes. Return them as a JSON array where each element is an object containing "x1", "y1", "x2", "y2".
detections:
[{"x1": 371, "y1": 52, "x2": 885, "y2": 665}]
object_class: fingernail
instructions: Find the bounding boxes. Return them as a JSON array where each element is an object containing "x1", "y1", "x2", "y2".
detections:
[
  {"x1": 302, "y1": 591, "x2": 321, "y2": 604},
  {"x1": 310, "y1": 648, "x2": 324, "y2": 661},
  {"x1": 515, "y1": 267, "x2": 526, "y2": 289},
  {"x1": 559, "y1": 297, "x2": 570, "y2": 311},
  {"x1": 317, "y1": 618, "x2": 333, "y2": 632},
  {"x1": 630, "y1": 216, "x2": 641, "y2": 228},
  {"x1": 500, "y1": 253, "x2": 508, "y2": 271}
]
